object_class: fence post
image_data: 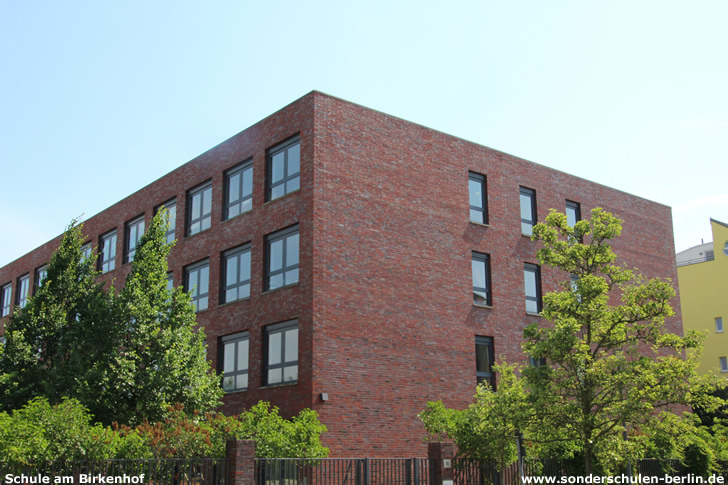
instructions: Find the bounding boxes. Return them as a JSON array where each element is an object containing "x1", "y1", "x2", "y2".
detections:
[
  {"x1": 225, "y1": 439, "x2": 256, "y2": 485},
  {"x1": 428, "y1": 442, "x2": 455, "y2": 485}
]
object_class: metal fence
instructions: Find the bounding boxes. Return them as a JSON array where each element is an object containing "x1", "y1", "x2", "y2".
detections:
[
  {"x1": 0, "y1": 458, "x2": 225, "y2": 485},
  {"x1": 255, "y1": 458, "x2": 432, "y2": 485}
]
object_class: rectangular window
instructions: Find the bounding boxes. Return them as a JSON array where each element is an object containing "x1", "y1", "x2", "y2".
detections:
[
  {"x1": 566, "y1": 200, "x2": 581, "y2": 227},
  {"x1": 166, "y1": 272, "x2": 174, "y2": 292},
  {"x1": 520, "y1": 187, "x2": 537, "y2": 236},
  {"x1": 185, "y1": 260, "x2": 209, "y2": 312},
  {"x1": 264, "y1": 320, "x2": 298, "y2": 386},
  {"x1": 267, "y1": 137, "x2": 300, "y2": 201},
  {"x1": 124, "y1": 215, "x2": 145, "y2": 264},
  {"x1": 81, "y1": 243, "x2": 92, "y2": 262},
  {"x1": 524, "y1": 263, "x2": 542, "y2": 314},
  {"x1": 265, "y1": 225, "x2": 299, "y2": 291},
  {"x1": 224, "y1": 160, "x2": 253, "y2": 220},
  {"x1": 721, "y1": 357, "x2": 728, "y2": 373},
  {"x1": 156, "y1": 199, "x2": 177, "y2": 244},
  {"x1": 476, "y1": 336, "x2": 495, "y2": 389},
  {"x1": 99, "y1": 231, "x2": 117, "y2": 273},
  {"x1": 529, "y1": 356, "x2": 547, "y2": 368},
  {"x1": 469, "y1": 172, "x2": 488, "y2": 224},
  {"x1": 717, "y1": 317, "x2": 724, "y2": 333},
  {"x1": 221, "y1": 244, "x2": 252, "y2": 304},
  {"x1": 16, "y1": 274, "x2": 30, "y2": 309},
  {"x1": 34, "y1": 265, "x2": 48, "y2": 295},
  {"x1": 1, "y1": 283, "x2": 12, "y2": 316},
  {"x1": 472, "y1": 252, "x2": 492, "y2": 306},
  {"x1": 187, "y1": 182, "x2": 212, "y2": 236},
  {"x1": 221, "y1": 332, "x2": 249, "y2": 392}
]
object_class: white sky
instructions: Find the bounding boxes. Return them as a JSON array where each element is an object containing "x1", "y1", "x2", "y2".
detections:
[{"x1": 1, "y1": 1, "x2": 726, "y2": 268}]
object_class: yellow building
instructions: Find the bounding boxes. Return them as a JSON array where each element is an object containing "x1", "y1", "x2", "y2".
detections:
[{"x1": 678, "y1": 219, "x2": 728, "y2": 376}]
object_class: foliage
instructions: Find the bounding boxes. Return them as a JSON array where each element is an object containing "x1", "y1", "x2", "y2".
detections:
[
  {"x1": 0, "y1": 397, "x2": 119, "y2": 465},
  {"x1": 0, "y1": 212, "x2": 222, "y2": 425},
  {"x1": 523, "y1": 208, "x2": 717, "y2": 473},
  {"x1": 420, "y1": 208, "x2": 725, "y2": 475}
]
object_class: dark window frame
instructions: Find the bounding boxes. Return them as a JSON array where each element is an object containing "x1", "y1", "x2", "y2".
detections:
[
  {"x1": 266, "y1": 136, "x2": 301, "y2": 202},
  {"x1": 186, "y1": 181, "x2": 213, "y2": 237},
  {"x1": 524, "y1": 263, "x2": 542, "y2": 314},
  {"x1": 469, "y1": 172, "x2": 488, "y2": 224},
  {"x1": 566, "y1": 200, "x2": 581, "y2": 227},
  {"x1": 472, "y1": 252, "x2": 492, "y2": 306},
  {"x1": 263, "y1": 319, "x2": 299, "y2": 386},
  {"x1": 81, "y1": 243, "x2": 92, "y2": 262},
  {"x1": 156, "y1": 199, "x2": 177, "y2": 244},
  {"x1": 265, "y1": 225, "x2": 300, "y2": 291},
  {"x1": 220, "y1": 331, "x2": 250, "y2": 392},
  {"x1": 520, "y1": 186, "x2": 537, "y2": 236},
  {"x1": 124, "y1": 215, "x2": 145, "y2": 264},
  {"x1": 224, "y1": 160, "x2": 254, "y2": 220},
  {"x1": 221, "y1": 243, "x2": 252, "y2": 304},
  {"x1": 1, "y1": 283, "x2": 12, "y2": 316},
  {"x1": 99, "y1": 230, "x2": 117, "y2": 273},
  {"x1": 34, "y1": 265, "x2": 48, "y2": 295},
  {"x1": 16, "y1": 274, "x2": 30, "y2": 309},
  {"x1": 475, "y1": 336, "x2": 495, "y2": 389},
  {"x1": 184, "y1": 259, "x2": 210, "y2": 312}
]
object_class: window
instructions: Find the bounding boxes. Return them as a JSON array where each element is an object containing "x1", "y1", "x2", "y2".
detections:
[
  {"x1": 16, "y1": 275, "x2": 30, "y2": 309},
  {"x1": 265, "y1": 225, "x2": 299, "y2": 291},
  {"x1": 264, "y1": 320, "x2": 298, "y2": 385},
  {"x1": 222, "y1": 244, "x2": 251, "y2": 303},
  {"x1": 469, "y1": 172, "x2": 488, "y2": 224},
  {"x1": 221, "y1": 332, "x2": 249, "y2": 392},
  {"x1": 34, "y1": 265, "x2": 48, "y2": 295},
  {"x1": 524, "y1": 263, "x2": 542, "y2": 314},
  {"x1": 185, "y1": 260, "x2": 209, "y2": 312},
  {"x1": 187, "y1": 182, "x2": 212, "y2": 236},
  {"x1": 1, "y1": 283, "x2": 12, "y2": 317},
  {"x1": 81, "y1": 243, "x2": 92, "y2": 262},
  {"x1": 717, "y1": 317, "x2": 724, "y2": 333},
  {"x1": 224, "y1": 161, "x2": 253, "y2": 220},
  {"x1": 519, "y1": 187, "x2": 537, "y2": 236},
  {"x1": 124, "y1": 216, "x2": 145, "y2": 263},
  {"x1": 472, "y1": 252, "x2": 492, "y2": 306},
  {"x1": 476, "y1": 336, "x2": 495, "y2": 389},
  {"x1": 566, "y1": 200, "x2": 581, "y2": 227},
  {"x1": 166, "y1": 272, "x2": 174, "y2": 292},
  {"x1": 157, "y1": 200, "x2": 177, "y2": 244},
  {"x1": 99, "y1": 231, "x2": 117, "y2": 273},
  {"x1": 721, "y1": 357, "x2": 728, "y2": 373},
  {"x1": 529, "y1": 356, "x2": 547, "y2": 368},
  {"x1": 267, "y1": 137, "x2": 300, "y2": 201}
]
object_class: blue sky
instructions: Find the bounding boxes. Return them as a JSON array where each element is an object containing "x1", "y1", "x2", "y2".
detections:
[{"x1": 1, "y1": 1, "x2": 726, "y2": 268}]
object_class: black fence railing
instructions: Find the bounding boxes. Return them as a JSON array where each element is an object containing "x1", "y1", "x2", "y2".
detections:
[
  {"x1": 0, "y1": 458, "x2": 225, "y2": 485},
  {"x1": 255, "y1": 458, "x2": 432, "y2": 485}
]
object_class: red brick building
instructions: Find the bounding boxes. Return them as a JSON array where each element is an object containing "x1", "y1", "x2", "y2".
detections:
[{"x1": 0, "y1": 91, "x2": 680, "y2": 456}]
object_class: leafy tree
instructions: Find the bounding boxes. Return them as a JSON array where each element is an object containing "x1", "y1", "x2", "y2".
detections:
[
  {"x1": 0, "y1": 212, "x2": 222, "y2": 425},
  {"x1": 522, "y1": 208, "x2": 711, "y2": 474}
]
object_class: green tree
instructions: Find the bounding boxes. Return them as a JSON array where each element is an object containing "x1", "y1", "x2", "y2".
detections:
[
  {"x1": 523, "y1": 208, "x2": 710, "y2": 474},
  {"x1": 0, "y1": 211, "x2": 222, "y2": 425}
]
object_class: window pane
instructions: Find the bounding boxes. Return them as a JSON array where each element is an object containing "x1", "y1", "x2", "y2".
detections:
[
  {"x1": 288, "y1": 143, "x2": 300, "y2": 175},
  {"x1": 224, "y1": 343, "x2": 235, "y2": 373},
  {"x1": 242, "y1": 166, "x2": 253, "y2": 195},
  {"x1": 269, "y1": 333, "x2": 282, "y2": 365},
  {"x1": 269, "y1": 274, "x2": 283, "y2": 290},
  {"x1": 272, "y1": 152, "x2": 285, "y2": 182},
  {"x1": 470, "y1": 209, "x2": 483, "y2": 224},
  {"x1": 283, "y1": 365, "x2": 298, "y2": 382},
  {"x1": 520, "y1": 194, "x2": 532, "y2": 220},
  {"x1": 241, "y1": 251, "x2": 251, "y2": 280},
  {"x1": 285, "y1": 328, "x2": 298, "y2": 361},
  {"x1": 526, "y1": 299, "x2": 539, "y2": 314},
  {"x1": 226, "y1": 258, "x2": 238, "y2": 286},
  {"x1": 472, "y1": 259, "x2": 485, "y2": 288},
  {"x1": 286, "y1": 176, "x2": 300, "y2": 193},
  {"x1": 524, "y1": 270, "x2": 537, "y2": 297},
  {"x1": 271, "y1": 184, "x2": 285, "y2": 200},
  {"x1": 270, "y1": 240, "x2": 283, "y2": 271},
  {"x1": 238, "y1": 339, "x2": 249, "y2": 371},
  {"x1": 469, "y1": 179, "x2": 482, "y2": 208},
  {"x1": 237, "y1": 374, "x2": 248, "y2": 389},
  {"x1": 268, "y1": 369, "x2": 282, "y2": 385},
  {"x1": 228, "y1": 173, "x2": 240, "y2": 202},
  {"x1": 285, "y1": 269, "x2": 299, "y2": 285},
  {"x1": 223, "y1": 376, "x2": 234, "y2": 391},
  {"x1": 200, "y1": 266, "x2": 209, "y2": 294},
  {"x1": 476, "y1": 344, "x2": 491, "y2": 374},
  {"x1": 286, "y1": 233, "x2": 299, "y2": 266}
]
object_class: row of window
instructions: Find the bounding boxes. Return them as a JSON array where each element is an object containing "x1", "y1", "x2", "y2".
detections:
[
  {"x1": 0, "y1": 266, "x2": 48, "y2": 317},
  {"x1": 469, "y1": 171, "x2": 582, "y2": 234},
  {"x1": 183, "y1": 225, "x2": 299, "y2": 312},
  {"x1": 89, "y1": 136, "x2": 300, "y2": 275},
  {"x1": 220, "y1": 319, "x2": 299, "y2": 392},
  {"x1": 471, "y1": 254, "x2": 543, "y2": 314}
]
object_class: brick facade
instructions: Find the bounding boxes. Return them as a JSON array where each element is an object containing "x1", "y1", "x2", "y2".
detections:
[{"x1": 0, "y1": 91, "x2": 680, "y2": 457}]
